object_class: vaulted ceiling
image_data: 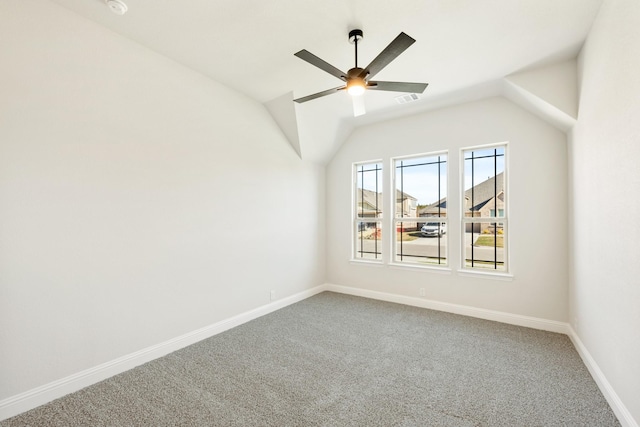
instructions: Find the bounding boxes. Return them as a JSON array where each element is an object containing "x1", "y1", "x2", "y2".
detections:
[{"x1": 48, "y1": 0, "x2": 603, "y2": 162}]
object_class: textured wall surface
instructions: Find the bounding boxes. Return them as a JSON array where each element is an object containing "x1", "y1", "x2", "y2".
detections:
[
  {"x1": 570, "y1": 0, "x2": 640, "y2": 424},
  {"x1": 0, "y1": 0, "x2": 325, "y2": 400},
  {"x1": 327, "y1": 97, "x2": 569, "y2": 321}
]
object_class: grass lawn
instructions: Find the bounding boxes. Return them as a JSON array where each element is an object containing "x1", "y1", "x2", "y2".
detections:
[
  {"x1": 397, "y1": 232, "x2": 419, "y2": 241},
  {"x1": 359, "y1": 230, "x2": 419, "y2": 241},
  {"x1": 362, "y1": 231, "x2": 420, "y2": 242},
  {"x1": 474, "y1": 235, "x2": 504, "y2": 248}
]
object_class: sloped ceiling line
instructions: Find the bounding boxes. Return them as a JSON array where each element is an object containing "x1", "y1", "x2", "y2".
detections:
[
  {"x1": 265, "y1": 59, "x2": 580, "y2": 163},
  {"x1": 47, "y1": 0, "x2": 601, "y2": 163},
  {"x1": 265, "y1": 92, "x2": 302, "y2": 159},
  {"x1": 502, "y1": 59, "x2": 578, "y2": 132}
]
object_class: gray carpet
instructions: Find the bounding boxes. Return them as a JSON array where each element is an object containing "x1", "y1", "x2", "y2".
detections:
[{"x1": 2, "y1": 292, "x2": 619, "y2": 426}]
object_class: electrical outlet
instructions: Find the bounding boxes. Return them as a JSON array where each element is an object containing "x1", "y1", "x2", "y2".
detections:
[
  {"x1": 419, "y1": 288, "x2": 426, "y2": 297},
  {"x1": 270, "y1": 290, "x2": 276, "y2": 301}
]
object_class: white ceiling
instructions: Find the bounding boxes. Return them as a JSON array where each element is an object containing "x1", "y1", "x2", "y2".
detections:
[{"x1": 47, "y1": 0, "x2": 603, "y2": 162}]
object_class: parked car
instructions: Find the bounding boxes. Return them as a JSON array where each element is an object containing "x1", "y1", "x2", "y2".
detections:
[{"x1": 421, "y1": 222, "x2": 446, "y2": 237}]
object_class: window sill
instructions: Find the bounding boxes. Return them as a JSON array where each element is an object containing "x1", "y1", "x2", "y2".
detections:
[
  {"x1": 388, "y1": 263, "x2": 452, "y2": 274},
  {"x1": 456, "y1": 269, "x2": 514, "y2": 281},
  {"x1": 350, "y1": 259, "x2": 385, "y2": 267}
]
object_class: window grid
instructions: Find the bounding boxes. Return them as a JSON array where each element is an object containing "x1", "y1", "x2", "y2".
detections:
[
  {"x1": 354, "y1": 162, "x2": 382, "y2": 261},
  {"x1": 462, "y1": 146, "x2": 507, "y2": 272},
  {"x1": 393, "y1": 154, "x2": 447, "y2": 266}
]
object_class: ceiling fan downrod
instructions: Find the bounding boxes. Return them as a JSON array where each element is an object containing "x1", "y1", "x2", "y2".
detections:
[{"x1": 348, "y1": 29, "x2": 364, "y2": 69}]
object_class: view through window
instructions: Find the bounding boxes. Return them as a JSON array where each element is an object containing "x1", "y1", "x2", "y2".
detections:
[
  {"x1": 462, "y1": 145, "x2": 507, "y2": 271},
  {"x1": 393, "y1": 153, "x2": 447, "y2": 266},
  {"x1": 354, "y1": 162, "x2": 382, "y2": 260}
]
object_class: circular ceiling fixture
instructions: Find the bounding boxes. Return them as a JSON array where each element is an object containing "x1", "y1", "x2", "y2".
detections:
[{"x1": 105, "y1": 0, "x2": 128, "y2": 15}]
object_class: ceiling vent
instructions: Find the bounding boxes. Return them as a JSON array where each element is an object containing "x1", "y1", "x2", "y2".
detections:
[
  {"x1": 395, "y1": 93, "x2": 421, "y2": 105},
  {"x1": 105, "y1": 0, "x2": 128, "y2": 15}
]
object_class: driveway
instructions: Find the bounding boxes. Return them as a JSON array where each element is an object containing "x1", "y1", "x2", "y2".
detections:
[{"x1": 357, "y1": 232, "x2": 504, "y2": 264}]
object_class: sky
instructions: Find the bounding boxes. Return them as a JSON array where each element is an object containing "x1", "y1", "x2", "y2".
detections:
[{"x1": 358, "y1": 147, "x2": 505, "y2": 208}]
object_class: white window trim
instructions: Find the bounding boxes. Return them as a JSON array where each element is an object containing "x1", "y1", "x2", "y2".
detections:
[
  {"x1": 351, "y1": 160, "x2": 384, "y2": 263},
  {"x1": 457, "y1": 269, "x2": 514, "y2": 280},
  {"x1": 388, "y1": 262, "x2": 452, "y2": 274},
  {"x1": 459, "y1": 142, "x2": 510, "y2": 275},
  {"x1": 390, "y1": 151, "x2": 450, "y2": 269}
]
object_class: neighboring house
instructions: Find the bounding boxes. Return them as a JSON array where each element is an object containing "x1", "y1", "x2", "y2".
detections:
[
  {"x1": 396, "y1": 189, "x2": 418, "y2": 231},
  {"x1": 464, "y1": 172, "x2": 504, "y2": 233},
  {"x1": 418, "y1": 198, "x2": 447, "y2": 218},
  {"x1": 418, "y1": 173, "x2": 504, "y2": 232},
  {"x1": 395, "y1": 189, "x2": 417, "y2": 218},
  {"x1": 356, "y1": 188, "x2": 418, "y2": 230},
  {"x1": 356, "y1": 188, "x2": 417, "y2": 217},
  {"x1": 355, "y1": 188, "x2": 383, "y2": 218},
  {"x1": 463, "y1": 172, "x2": 505, "y2": 218},
  {"x1": 417, "y1": 199, "x2": 447, "y2": 231}
]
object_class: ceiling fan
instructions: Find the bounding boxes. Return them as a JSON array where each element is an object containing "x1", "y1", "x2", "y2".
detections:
[{"x1": 293, "y1": 29, "x2": 428, "y2": 116}]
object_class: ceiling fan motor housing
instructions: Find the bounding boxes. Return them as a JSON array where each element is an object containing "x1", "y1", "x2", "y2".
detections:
[{"x1": 347, "y1": 67, "x2": 365, "y2": 79}]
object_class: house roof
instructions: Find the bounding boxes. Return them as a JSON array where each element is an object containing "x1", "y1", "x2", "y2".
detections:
[
  {"x1": 416, "y1": 172, "x2": 504, "y2": 215},
  {"x1": 356, "y1": 189, "x2": 382, "y2": 213},
  {"x1": 418, "y1": 198, "x2": 447, "y2": 216},
  {"x1": 395, "y1": 190, "x2": 417, "y2": 202},
  {"x1": 465, "y1": 172, "x2": 505, "y2": 211},
  {"x1": 357, "y1": 188, "x2": 416, "y2": 211}
]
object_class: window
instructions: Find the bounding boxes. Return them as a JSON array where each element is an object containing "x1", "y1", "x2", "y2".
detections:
[
  {"x1": 354, "y1": 161, "x2": 383, "y2": 261},
  {"x1": 393, "y1": 153, "x2": 447, "y2": 266},
  {"x1": 462, "y1": 144, "x2": 507, "y2": 272}
]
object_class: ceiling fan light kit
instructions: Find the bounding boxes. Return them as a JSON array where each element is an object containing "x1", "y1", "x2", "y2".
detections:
[
  {"x1": 346, "y1": 76, "x2": 366, "y2": 96},
  {"x1": 293, "y1": 29, "x2": 428, "y2": 108}
]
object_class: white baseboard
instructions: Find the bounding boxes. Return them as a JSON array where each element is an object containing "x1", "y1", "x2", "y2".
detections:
[
  {"x1": 3, "y1": 283, "x2": 635, "y2": 427},
  {"x1": 325, "y1": 283, "x2": 637, "y2": 427},
  {"x1": 325, "y1": 283, "x2": 569, "y2": 334},
  {"x1": 0, "y1": 284, "x2": 327, "y2": 422},
  {"x1": 567, "y1": 326, "x2": 638, "y2": 427}
]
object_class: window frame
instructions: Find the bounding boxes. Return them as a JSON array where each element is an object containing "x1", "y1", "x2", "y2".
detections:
[
  {"x1": 459, "y1": 142, "x2": 510, "y2": 275},
  {"x1": 352, "y1": 160, "x2": 384, "y2": 263},
  {"x1": 390, "y1": 151, "x2": 449, "y2": 269}
]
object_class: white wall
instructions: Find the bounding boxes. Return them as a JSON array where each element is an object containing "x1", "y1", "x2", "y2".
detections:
[
  {"x1": 327, "y1": 97, "x2": 569, "y2": 321},
  {"x1": 570, "y1": 0, "x2": 640, "y2": 423},
  {"x1": 0, "y1": 0, "x2": 324, "y2": 400}
]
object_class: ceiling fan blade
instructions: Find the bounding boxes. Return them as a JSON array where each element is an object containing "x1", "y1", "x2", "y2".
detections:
[
  {"x1": 358, "y1": 32, "x2": 416, "y2": 80},
  {"x1": 367, "y1": 81, "x2": 428, "y2": 94},
  {"x1": 294, "y1": 50, "x2": 348, "y2": 82},
  {"x1": 352, "y1": 96, "x2": 366, "y2": 117},
  {"x1": 293, "y1": 86, "x2": 345, "y2": 103}
]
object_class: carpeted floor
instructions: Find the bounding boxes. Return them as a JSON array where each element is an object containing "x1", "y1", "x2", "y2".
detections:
[{"x1": 1, "y1": 292, "x2": 620, "y2": 426}]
